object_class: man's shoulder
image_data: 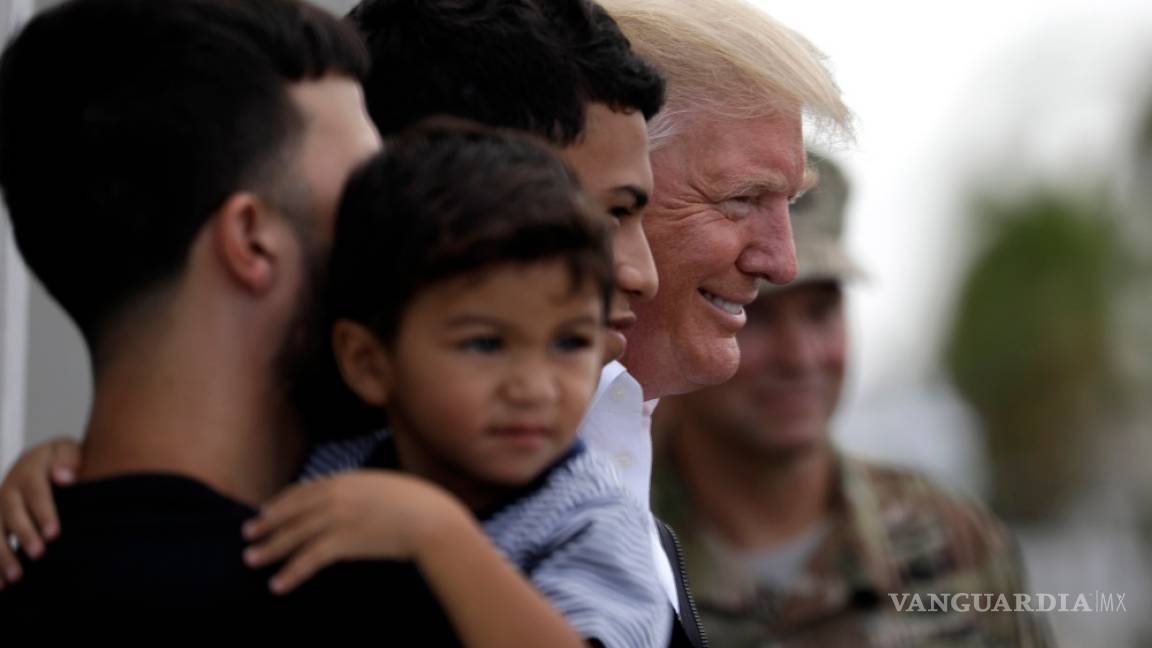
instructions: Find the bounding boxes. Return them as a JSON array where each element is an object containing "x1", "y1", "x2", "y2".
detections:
[
  {"x1": 0, "y1": 474, "x2": 420, "y2": 612},
  {"x1": 1, "y1": 474, "x2": 268, "y2": 607},
  {"x1": 848, "y1": 457, "x2": 1012, "y2": 538},
  {"x1": 841, "y1": 455, "x2": 1019, "y2": 576}
]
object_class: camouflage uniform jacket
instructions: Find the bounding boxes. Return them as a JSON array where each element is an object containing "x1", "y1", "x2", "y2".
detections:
[{"x1": 652, "y1": 449, "x2": 1054, "y2": 648}]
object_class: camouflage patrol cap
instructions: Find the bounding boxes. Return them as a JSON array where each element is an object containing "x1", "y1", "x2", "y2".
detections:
[{"x1": 761, "y1": 155, "x2": 865, "y2": 296}]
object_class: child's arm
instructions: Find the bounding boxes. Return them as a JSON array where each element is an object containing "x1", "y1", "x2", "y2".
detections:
[
  {"x1": 0, "y1": 437, "x2": 81, "y2": 586},
  {"x1": 243, "y1": 470, "x2": 585, "y2": 648}
]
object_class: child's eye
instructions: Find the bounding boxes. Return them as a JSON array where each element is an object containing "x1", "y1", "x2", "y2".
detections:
[
  {"x1": 554, "y1": 335, "x2": 592, "y2": 352},
  {"x1": 459, "y1": 336, "x2": 504, "y2": 353}
]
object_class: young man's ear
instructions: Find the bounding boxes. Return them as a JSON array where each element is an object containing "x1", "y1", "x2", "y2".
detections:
[
  {"x1": 332, "y1": 320, "x2": 392, "y2": 407},
  {"x1": 211, "y1": 192, "x2": 294, "y2": 294}
]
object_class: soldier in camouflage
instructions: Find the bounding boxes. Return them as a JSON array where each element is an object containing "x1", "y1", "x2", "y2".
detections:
[{"x1": 651, "y1": 156, "x2": 1054, "y2": 648}]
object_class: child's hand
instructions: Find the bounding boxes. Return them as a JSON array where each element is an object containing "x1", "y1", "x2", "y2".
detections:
[
  {"x1": 242, "y1": 469, "x2": 469, "y2": 595},
  {"x1": 0, "y1": 437, "x2": 81, "y2": 588}
]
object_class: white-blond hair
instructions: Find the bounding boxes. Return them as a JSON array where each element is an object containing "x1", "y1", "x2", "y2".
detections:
[{"x1": 598, "y1": 0, "x2": 854, "y2": 150}]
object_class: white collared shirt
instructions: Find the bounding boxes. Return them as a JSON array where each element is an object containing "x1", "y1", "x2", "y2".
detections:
[{"x1": 578, "y1": 360, "x2": 679, "y2": 613}]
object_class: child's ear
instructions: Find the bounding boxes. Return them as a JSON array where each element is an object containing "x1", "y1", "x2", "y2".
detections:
[{"x1": 332, "y1": 320, "x2": 392, "y2": 407}]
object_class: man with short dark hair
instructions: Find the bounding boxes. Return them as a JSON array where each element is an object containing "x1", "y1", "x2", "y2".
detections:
[{"x1": 0, "y1": 0, "x2": 393, "y2": 609}]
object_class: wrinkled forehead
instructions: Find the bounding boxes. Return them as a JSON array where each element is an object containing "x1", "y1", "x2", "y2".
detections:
[
  {"x1": 670, "y1": 111, "x2": 809, "y2": 196},
  {"x1": 713, "y1": 116, "x2": 803, "y2": 172}
]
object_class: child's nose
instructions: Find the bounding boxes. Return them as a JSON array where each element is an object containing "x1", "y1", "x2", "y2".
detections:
[{"x1": 502, "y1": 358, "x2": 559, "y2": 406}]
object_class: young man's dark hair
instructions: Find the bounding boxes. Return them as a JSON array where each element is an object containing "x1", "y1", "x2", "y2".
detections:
[
  {"x1": 0, "y1": 0, "x2": 367, "y2": 350},
  {"x1": 347, "y1": 0, "x2": 664, "y2": 142},
  {"x1": 543, "y1": 0, "x2": 666, "y2": 122}
]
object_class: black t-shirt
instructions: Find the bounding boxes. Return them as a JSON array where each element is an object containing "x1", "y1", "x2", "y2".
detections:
[{"x1": 0, "y1": 473, "x2": 458, "y2": 636}]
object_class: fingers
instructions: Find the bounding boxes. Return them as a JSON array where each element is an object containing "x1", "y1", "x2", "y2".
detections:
[
  {"x1": 243, "y1": 511, "x2": 328, "y2": 569},
  {"x1": 243, "y1": 482, "x2": 324, "y2": 542},
  {"x1": 23, "y1": 464, "x2": 62, "y2": 543},
  {"x1": 0, "y1": 519, "x2": 21, "y2": 589},
  {"x1": 268, "y1": 538, "x2": 339, "y2": 595},
  {"x1": 0, "y1": 437, "x2": 78, "y2": 558},
  {"x1": 49, "y1": 440, "x2": 81, "y2": 487},
  {"x1": 0, "y1": 491, "x2": 42, "y2": 561}
]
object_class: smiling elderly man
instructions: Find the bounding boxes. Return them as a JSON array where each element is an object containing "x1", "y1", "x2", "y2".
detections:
[
  {"x1": 576, "y1": 2, "x2": 852, "y2": 644},
  {"x1": 599, "y1": 0, "x2": 853, "y2": 401}
]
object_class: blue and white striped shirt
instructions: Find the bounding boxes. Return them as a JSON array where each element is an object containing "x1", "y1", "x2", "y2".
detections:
[
  {"x1": 301, "y1": 435, "x2": 670, "y2": 647},
  {"x1": 481, "y1": 444, "x2": 670, "y2": 647}
]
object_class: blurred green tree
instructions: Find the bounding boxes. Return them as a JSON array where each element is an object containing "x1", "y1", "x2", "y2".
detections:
[{"x1": 945, "y1": 194, "x2": 1121, "y2": 521}]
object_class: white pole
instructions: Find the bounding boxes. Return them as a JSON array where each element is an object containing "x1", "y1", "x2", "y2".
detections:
[{"x1": 0, "y1": 0, "x2": 34, "y2": 474}]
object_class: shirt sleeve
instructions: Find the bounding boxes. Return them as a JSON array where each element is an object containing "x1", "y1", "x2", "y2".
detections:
[{"x1": 526, "y1": 495, "x2": 673, "y2": 648}]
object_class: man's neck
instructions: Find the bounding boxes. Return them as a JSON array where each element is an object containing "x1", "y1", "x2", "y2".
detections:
[
  {"x1": 80, "y1": 336, "x2": 305, "y2": 507},
  {"x1": 673, "y1": 425, "x2": 836, "y2": 551}
]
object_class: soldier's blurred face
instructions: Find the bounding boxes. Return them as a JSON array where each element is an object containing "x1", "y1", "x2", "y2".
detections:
[{"x1": 674, "y1": 281, "x2": 846, "y2": 453}]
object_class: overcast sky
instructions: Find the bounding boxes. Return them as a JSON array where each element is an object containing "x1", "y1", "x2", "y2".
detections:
[{"x1": 754, "y1": 0, "x2": 1152, "y2": 405}]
